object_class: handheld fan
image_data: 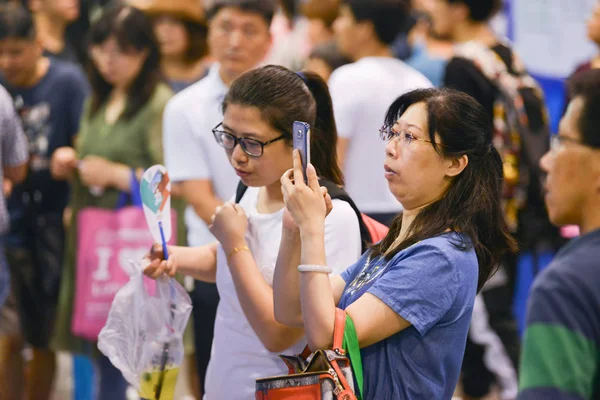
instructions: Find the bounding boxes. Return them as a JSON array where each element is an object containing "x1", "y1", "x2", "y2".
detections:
[{"x1": 140, "y1": 165, "x2": 174, "y2": 400}]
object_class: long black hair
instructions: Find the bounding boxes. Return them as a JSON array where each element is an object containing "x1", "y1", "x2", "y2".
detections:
[
  {"x1": 371, "y1": 88, "x2": 517, "y2": 291},
  {"x1": 88, "y1": 4, "x2": 163, "y2": 120},
  {"x1": 222, "y1": 64, "x2": 344, "y2": 186}
]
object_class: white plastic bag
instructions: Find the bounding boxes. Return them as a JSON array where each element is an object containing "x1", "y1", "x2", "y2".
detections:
[{"x1": 98, "y1": 260, "x2": 192, "y2": 400}]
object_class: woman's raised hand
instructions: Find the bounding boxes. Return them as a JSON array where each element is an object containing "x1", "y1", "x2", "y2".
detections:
[
  {"x1": 209, "y1": 203, "x2": 249, "y2": 255},
  {"x1": 281, "y1": 150, "x2": 333, "y2": 235}
]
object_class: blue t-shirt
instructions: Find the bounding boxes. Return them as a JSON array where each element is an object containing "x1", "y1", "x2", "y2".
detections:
[
  {"x1": 405, "y1": 42, "x2": 448, "y2": 88},
  {"x1": 0, "y1": 59, "x2": 89, "y2": 245},
  {"x1": 338, "y1": 233, "x2": 478, "y2": 399}
]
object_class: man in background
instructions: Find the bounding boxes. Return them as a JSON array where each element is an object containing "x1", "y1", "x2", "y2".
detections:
[{"x1": 518, "y1": 70, "x2": 600, "y2": 400}]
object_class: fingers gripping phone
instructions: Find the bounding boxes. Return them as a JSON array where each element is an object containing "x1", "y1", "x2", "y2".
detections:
[{"x1": 292, "y1": 121, "x2": 311, "y2": 183}]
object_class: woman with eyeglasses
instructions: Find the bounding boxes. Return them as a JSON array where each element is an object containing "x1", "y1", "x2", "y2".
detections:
[
  {"x1": 144, "y1": 64, "x2": 362, "y2": 400},
  {"x1": 273, "y1": 88, "x2": 518, "y2": 399}
]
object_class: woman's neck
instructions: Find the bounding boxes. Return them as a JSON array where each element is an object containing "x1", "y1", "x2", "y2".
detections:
[
  {"x1": 352, "y1": 40, "x2": 393, "y2": 62},
  {"x1": 161, "y1": 57, "x2": 207, "y2": 82},
  {"x1": 105, "y1": 88, "x2": 127, "y2": 124},
  {"x1": 110, "y1": 87, "x2": 127, "y2": 102},
  {"x1": 394, "y1": 199, "x2": 438, "y2": 246},
  {"x1": 398, "y1": 208, "x2": 419, "y2": 243},
  {"x1": 256, "y1": 181, "x2": 285, "y2": 214},
  {"x1": 35, "y1": 13, "x2": 67, "y2": 55}
]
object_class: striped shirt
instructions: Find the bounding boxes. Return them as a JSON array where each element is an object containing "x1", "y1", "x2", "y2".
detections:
[{"x1": 518, "y1": 228, "x2": 600, "y2": 400}]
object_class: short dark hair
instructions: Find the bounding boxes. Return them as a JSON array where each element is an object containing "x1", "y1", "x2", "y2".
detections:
[
  {"x1": 448, "y1": 0, "x2": 503, "y2": 22},
  {"x1": 569, "y1": 69, "x2": 600, "y2": 149},
  {"x1": 88, "y1": 4, "x2": 163, "y2": 120},
  {"x1": 345, "y1": 0, "x2": 411, "y2": 45},
  {"x1": 371, "y1": 88, "x2": 517, "y2": 292},
  {"x1": 223, "y1": 65, "x2": 344, "y2": 186},
  {"x1": 0, "y1": 3, "x2": 36, "y2": 41},
  {"x1": 206, "y1": 0, "x2": 276, "y2": 27}
]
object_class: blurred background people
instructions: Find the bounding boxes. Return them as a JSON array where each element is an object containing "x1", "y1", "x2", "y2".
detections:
[
  {"x1": 0, "y1": 4, "x2": 88, "y2": 399},
  {"x1": 134, "y1": 0, "x2": 211, "y2": 93},
  {"x1": 0, "y1": 82, "x2": 29, "y2": 400},
  {"x1": 301, "y1": 0, "x2": 339, "y2": 49},
  {"x1": 330, "y1": 0, "x2": 432, "y2": 227},
  {"x1": 49, "y1": 4, "x2": 172, "y2": 399},
  {"x1": 26, "y1": 0, "x2": 83, "y2": 63},
  {"x1": 265, "y1": 0, "x2": 308, "y2": 69},
  {"x1": 404, "y1": 0, "x2": 453, "y2": 87},
  {"x1": 300, "y1": 0, "x2": 350, "y2": 81},
  {"x1": 304, "y1": 40, "x2": 349, "y2": 81}
]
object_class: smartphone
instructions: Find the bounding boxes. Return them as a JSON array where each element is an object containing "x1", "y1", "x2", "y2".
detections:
[{"x1": 292, "y1": 121, "x2": 311, "y2": 183}]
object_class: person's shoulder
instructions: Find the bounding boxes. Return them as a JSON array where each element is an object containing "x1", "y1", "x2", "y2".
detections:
[
  {"x1": 389, "y1": 58, "x2": 433, "y2": 88},
  {"x1": 328, "y1": 62, "x2": 364, "y2": 86},
  {"x1": 396, "y1": 233, "x2": 477, "y2": 271},
  {"x1": 446, "y1": 56, "x2": 477, "y2": 75},
  {"x1": 148, "y1": 83, "x2": 174, "y2": 111},
  {"x1": 417, "y1": 232, "x2": 471, "y2": 253},
  {"x1": 533, "y1": 235, "x2": 600, "y2": 296}
]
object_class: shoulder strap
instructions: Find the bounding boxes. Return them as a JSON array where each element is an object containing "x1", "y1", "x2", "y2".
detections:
[
  {"x1": 343, "y1": 313, "x2": 364, "y2": 400},
  {"x1": 320, "y1": 179, "x2": 372, "y2": 253},
  {"x1": 332, "y1": 308, "x2": 347, "y2": 351},
  {"x1": 235, "y1": 180, "x2": 248, "y2": 204}
]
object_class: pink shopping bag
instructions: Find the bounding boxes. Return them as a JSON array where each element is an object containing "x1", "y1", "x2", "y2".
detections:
[{"x1": 71, "y1": 174, "x2": 177, "y2": 341}]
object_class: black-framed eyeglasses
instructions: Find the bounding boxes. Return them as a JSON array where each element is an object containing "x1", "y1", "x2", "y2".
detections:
[
  {"x1": 379, "y1": 125, "x2": 447, "y2": 148},
  {"x1": 212, "y1": 123, "x2": 286, "y2": 157}
]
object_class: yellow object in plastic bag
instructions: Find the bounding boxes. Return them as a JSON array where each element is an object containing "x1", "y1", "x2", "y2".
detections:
[
  {"x1": 139, "y1": 367, "x2": 181, "y2": 400},
  {"x1": 98, "y1": 260, "x2": 192, "y2": 400}
]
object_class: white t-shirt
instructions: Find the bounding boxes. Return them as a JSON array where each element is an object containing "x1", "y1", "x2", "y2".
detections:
[
  {"x1": 163, "y1": 64, "x2": 237, "y2": 246},
  {"x1": 204, "y1": 187, "x2": 362, "y2": 400},
  {"x1": 329, "y1": 57, "x2": 433, "y2": 214}
]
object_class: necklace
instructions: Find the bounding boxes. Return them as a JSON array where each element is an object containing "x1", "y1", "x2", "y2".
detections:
[{"x1": 345, "y1": 254, "x2": 391, "y2": 297}]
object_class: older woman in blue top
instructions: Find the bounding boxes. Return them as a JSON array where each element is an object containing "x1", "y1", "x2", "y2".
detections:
[{"x1": 273, "y1": 88, "x2": 517, "y2": 399}]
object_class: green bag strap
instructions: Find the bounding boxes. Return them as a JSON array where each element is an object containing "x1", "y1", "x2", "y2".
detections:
[{"x1": 342, "y1": 314, "x2": 364, "y2": 399}]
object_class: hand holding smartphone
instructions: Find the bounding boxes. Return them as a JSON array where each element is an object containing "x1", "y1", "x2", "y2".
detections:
[{"x1": 292, "y1": 121, "x2": 311, "y2": 184}]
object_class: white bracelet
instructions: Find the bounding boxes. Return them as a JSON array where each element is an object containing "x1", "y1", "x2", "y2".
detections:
[{"x1": 297, "y1": 264, "x2": 332, "y2": 274}]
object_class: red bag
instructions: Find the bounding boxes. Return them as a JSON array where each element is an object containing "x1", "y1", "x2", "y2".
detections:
[{"x1": 255, "y1": 308, "x2": 364, "y2": 400}]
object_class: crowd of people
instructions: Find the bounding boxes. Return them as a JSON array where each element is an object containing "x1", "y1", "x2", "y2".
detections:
[{"x1": 0, "y1": 0, "x2": 598, "y2": 399}]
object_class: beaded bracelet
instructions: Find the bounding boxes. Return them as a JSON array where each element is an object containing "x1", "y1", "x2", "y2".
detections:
[{"x1": 297, "y1": 264, "x2": 332, "y2": 274}]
